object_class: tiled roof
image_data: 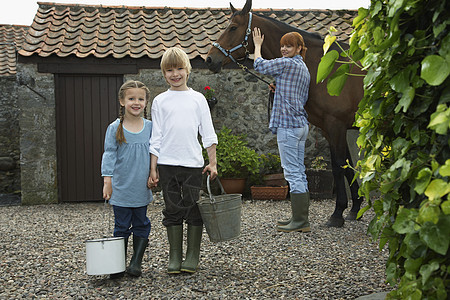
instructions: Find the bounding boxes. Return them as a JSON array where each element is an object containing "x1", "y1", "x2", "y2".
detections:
[
  {"x1": 19, "y1": 2, "x2": 356, "y2": 60},
  {"x1": 0, "y1": 25, "x2": 29, "y2": 76}
]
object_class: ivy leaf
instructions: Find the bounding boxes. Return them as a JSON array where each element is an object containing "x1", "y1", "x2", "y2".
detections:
[
  {"x1": 392, "y1": 207, "x2": 418, "y2": 234},
  {"x1": 440, "y1": 159, "x2": 450, "y2": 177},
  {"x1": 428, "y1": 104, "x2": 450, "y2": 135},
  {"x1": 317, "y1": 50, "x2": 339, "y2": 84},
  {"x1": 323, "y1": 34, "x2": 336, "y2": 55},
  {"x1": 421, "y1": 55, "x2": 450, "y2": 86},
  {"x1": 390, "y1": 69, "x2": 410, "y2": 93},
  {"x1": 418, "y1": 202, "x2": 440, "y2": 224},
  {"x1": 327, "y1": 64, "x2": 350, "y2": 96},
  {"x1": 419, "y1": 260, "x2": 440, "y2": 286},
  {"x1": 441, "y1": 200, "x2": 450, "y2": 215},
  {"x1": 414, "y1": 168, "x2": 432, "y2": 195},
  {"x1": 395, "y1": 86, "x2": 415, "y2": 113},
  {"x1": 425, "y1": 179, "x2": 450, "y2": 200},
  {"x1": 419, "y1": 216, "x2": 450, "y2": 255}
]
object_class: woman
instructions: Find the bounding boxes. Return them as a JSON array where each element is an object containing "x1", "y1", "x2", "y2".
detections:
[{"x1": 253, "y1": 27, "x2": 311, "y2": 233}]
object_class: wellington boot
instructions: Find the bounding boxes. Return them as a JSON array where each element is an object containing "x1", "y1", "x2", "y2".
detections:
[
  {"x1": 180, "y1": 225, "x2": 203, "y2": 273},
  {"x1": 277, "y1": 217, "x2": 291, "y2": 226},
  {"x1": 167, "y1": 225, "x2": 183, "y2": 274},
  {"x1": 277, "y1": 193, "x2": 311, "y2": 233},
  {"x1": 126, "y1": 236, "x2": 148, "y2": 277},
  {"x1": 110, "y1": 237, "x2": 128, "y2": 279}
]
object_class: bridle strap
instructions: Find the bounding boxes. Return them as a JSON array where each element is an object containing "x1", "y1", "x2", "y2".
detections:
[
  {"x1": 212, "y1": 12, "x2": 271, "y2": 86},
  {"x1": 212, "y1": 12, "x2": 253, "y2": 64}
]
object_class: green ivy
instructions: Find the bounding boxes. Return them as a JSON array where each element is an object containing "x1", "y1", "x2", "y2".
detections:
[{"x1": 318, "y1": 0, "x2": 449, "y2": 298}]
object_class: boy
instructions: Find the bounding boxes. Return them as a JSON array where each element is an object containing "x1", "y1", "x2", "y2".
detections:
[{"x1": 148, "y1": 47, "x2": 218, "y2": 274}]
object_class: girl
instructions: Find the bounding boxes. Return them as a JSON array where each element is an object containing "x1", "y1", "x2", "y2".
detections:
[
  {"x1": 101, "y1": 80, "x2": 153, "y2": 278},
  {"x1": 148, "y1": 47, "x2": 218, "y2": 274},
  {"x1": 252, "y1": 28, "x2": 312, "y2": 233}
]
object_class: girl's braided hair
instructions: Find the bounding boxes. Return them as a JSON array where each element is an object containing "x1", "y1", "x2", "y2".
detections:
[{"x1": 116, "y1": 80, "x2": 150, "y2": 145}]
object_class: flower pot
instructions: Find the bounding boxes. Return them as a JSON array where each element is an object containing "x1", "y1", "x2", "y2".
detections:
[
  {"x1": 219, "y1": 178, "x2": 246, "y2": 194},
  {"x1": 306, "y1": 169, "x2": 334, "y2": 199},
  {"x1": 251, "y1": 185, "x2": 288, "y2": 200},
  {"x1": 263, "y1": 173, "x2": 287, "y2": 186}
]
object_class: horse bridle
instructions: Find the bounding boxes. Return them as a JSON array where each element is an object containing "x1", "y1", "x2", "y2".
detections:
[{"x1": 213, "y1": 12, "x2": 253, "y2": 65}]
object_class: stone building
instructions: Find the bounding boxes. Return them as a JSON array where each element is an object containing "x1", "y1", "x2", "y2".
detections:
[{"x1": 0, "y1": 3, "x2": 357, "y2": 204}]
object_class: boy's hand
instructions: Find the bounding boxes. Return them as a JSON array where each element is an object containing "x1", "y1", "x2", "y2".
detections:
[{"x1": 203, "y1": 163, "x2": 218, "y2": 180}]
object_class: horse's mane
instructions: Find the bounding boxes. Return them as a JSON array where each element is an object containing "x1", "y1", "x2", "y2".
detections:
[{"x1": 252, "y1": 12, "x2": 323, "y2": 41}]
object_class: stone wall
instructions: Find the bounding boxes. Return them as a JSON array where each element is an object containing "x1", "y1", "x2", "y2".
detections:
[
  {"x1": 10, "y1": 63, "x2": 331, "y2": 205},
  {"x1": 0, "y1": 77, "x2": 21, "y2": 200},
  {"x1": 16, "y1": 64, "x2": 57, "y2": 205}
]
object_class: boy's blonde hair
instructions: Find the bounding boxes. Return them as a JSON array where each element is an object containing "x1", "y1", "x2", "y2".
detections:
[{"x1": 160, "y1": 47, "x2": 192, "y2": 75}]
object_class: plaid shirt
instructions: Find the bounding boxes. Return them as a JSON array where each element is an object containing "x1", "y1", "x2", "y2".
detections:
[{"x1": 254, "y1": 55, "x2": 310, "y2": 133}]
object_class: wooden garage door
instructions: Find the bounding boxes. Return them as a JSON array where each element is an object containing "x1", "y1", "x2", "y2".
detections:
[{"x1": 55, "y1": 75, "x2": 123, "y2": 202}]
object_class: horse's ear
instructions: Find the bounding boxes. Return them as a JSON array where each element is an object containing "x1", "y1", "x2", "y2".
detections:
[
  {"x1": 242, "y1": 0, "x2": 252, "y2": 14},
  {"x1": 230, "y1": 3, "x2": 237, "y2": 13}
]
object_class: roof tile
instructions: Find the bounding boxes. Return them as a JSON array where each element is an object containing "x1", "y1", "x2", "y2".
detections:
[
  {"x1": 17, "y1": 3, "x2": 356, "y2": 62},
  {"x1": 0, "y1": 24, "x2": 29, "y2": 76}
]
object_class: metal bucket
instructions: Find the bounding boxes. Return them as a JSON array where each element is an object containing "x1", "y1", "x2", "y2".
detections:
[
  {"x1": 197, "y1": 176, "x2": 242, "y2": 242},
  {"x1": 85, "y1": 237, "x2": 125, "y2": 275}
]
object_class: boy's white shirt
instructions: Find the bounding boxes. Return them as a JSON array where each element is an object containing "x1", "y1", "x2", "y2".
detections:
[{"x1": 149, "y1": 88, "x2": 218, "y2": 168}]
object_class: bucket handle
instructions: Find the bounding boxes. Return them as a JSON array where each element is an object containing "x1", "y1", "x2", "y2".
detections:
[{"x1": 206, "y1": 175, "x2": 226, "y2": 203}]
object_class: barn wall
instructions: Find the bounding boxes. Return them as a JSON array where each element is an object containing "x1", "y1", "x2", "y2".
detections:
[
  {"x1": 0, "y1": 76, "x2": 21, "y2": 200},
  {"x1": 16, "y1": 63, "x2": 57, "y2": 205}
]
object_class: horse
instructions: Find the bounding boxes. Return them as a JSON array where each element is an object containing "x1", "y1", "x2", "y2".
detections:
[{"x1": 205, "y1": 0, "x2": 365, "y2": 227}]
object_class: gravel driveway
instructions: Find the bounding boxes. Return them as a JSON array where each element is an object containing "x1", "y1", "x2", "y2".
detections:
[{"x1": 0, "y1": 194, "x2": 390, "y2": 299}]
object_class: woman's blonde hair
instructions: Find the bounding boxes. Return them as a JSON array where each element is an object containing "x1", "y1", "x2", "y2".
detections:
[
  {"x1": 280, "y1": 32, "x2": 307, "y2": 60},
  {"x1": 116, "y1": 80, "x2": 150, "y2": 145},
  {"x1": 160, "y1": 47, "x2": 192, "y2": 75}
]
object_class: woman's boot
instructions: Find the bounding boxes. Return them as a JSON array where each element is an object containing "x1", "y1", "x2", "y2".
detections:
[
  {"x1": 180, "y1": 225, "x2": 203, "y2": 273},
  {"x1": 277, "y1": 193, "x2": 311, "y2": 233},
  {"x1": 110, "y1": 237, "x2": 128, "y2": 279},
  {"x1": 126, "y1": 236, "x2": 148, "y2": 277},
  {"x1": 167, "y1": 225, "x2": 183, "y2": 274}
]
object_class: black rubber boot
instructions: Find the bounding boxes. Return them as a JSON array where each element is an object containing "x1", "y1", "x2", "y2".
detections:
[
  {"x1": 126, "y1": 236, "x2": 148, "y2": 277},
  {"x1": 110, "y1": 237, "x2": 128, "y2": 279},
  {"x1": 167, "y1": 225, "x2": 183, "y2": 274},
  {"x1": 180, "y1": 225, "x2": 203, "y2": 273},
  {"x1": 277, "y1": 193, "x2": 311, "y2": 233}
]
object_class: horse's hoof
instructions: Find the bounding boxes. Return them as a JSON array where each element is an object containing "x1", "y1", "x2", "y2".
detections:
[
  {"x1": 345, "y1": 211, "x2": 360, "y2": 221},
  {"x1": 326, "y1": 217, "x2": 345, "y2": 227}
]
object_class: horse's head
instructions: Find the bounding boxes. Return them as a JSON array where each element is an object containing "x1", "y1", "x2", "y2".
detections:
[{"x1": 205, "y1": 0, "x2": 253, "y2": 73}]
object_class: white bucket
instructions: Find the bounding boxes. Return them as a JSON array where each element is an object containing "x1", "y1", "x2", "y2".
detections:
[{"x1": 85, "y1": 237, "x2": 126, "y2": 275}]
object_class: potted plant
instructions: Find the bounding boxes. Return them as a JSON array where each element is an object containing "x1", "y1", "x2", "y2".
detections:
[
  {"x1": 250, "y1": 153, "x2": 288, "y2": 200},
  {"x1": 203, "y1": 126, "x2": 260, "y2": 194},
  {"x1": 259, "y1": 153, "x2": 287, "y2": 186},
  {"x1": 203, "y1": 85, "x2": 218, "y2": 109},
  {"x1": 305, "y1": 156, "x2": 334, "y2": 199}
]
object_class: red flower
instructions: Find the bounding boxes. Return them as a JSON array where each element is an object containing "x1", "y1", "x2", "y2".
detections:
[{"x1": 203, "y1": 86, "x2": 215, "y2": 99}]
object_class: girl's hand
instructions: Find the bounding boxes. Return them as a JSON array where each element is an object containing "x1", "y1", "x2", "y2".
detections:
[
  {"x1": 147, "y1": 170, "x2": 159, "y2": 188},
  {"x1": 103, "y1": 177, "x2": 112, "y2": 200}
]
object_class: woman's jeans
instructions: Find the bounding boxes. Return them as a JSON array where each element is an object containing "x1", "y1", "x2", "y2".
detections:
[
  {"x1": 277, "y1": 127, "x2": 309, "y2": 194},
  {"x1": 113, "y1": 205, "x2": 151, "y2": 239}
]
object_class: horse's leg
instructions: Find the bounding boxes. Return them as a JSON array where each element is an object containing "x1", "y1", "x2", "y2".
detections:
[
  {"x1": 325, "y1": 127, "x2": 348, "y2": 228},
  {"x1": 344, "y1": 142, "x2": 364, "y2": 220}
]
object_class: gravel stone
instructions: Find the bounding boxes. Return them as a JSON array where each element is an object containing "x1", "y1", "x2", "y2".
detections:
[{"x1": 0, "y1": 194, "x2": 391, "y2": 299}]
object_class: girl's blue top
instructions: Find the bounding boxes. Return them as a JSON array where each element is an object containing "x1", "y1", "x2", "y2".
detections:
[{"x1": 101, "y1": 118, "x2": 153, "y2": 207}]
